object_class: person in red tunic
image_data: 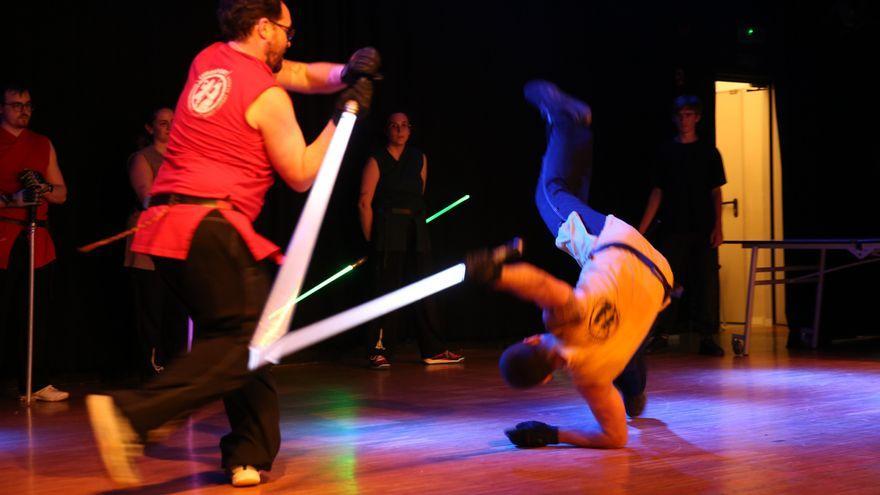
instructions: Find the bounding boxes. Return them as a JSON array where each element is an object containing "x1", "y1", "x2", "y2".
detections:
[
  {"x1": 0, "y1": 82, "x2": 69, "y2": 403},
  {"x1": 85, "y1": 0, "x2": 379, "y2": 487}
]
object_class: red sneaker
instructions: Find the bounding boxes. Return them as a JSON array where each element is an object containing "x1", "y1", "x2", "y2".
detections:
[
  {"x1": 423, "y1": 350, "x2": 465, "y2": 365},
  {"x1": 369, "y1": 355, "x2": 390, "y2": 369}
]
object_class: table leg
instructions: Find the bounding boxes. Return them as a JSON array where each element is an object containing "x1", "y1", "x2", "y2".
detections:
[
  {"x1": 810, "y1": 249, "x2": 827, "y2": 349},
  {"x1": 735, "y1": 247, "x2": 759, "y2": 356}
]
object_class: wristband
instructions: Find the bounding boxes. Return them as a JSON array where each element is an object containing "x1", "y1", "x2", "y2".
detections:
[{"x1": 328, "y1": 65, "x2": 344, "y2": 86}]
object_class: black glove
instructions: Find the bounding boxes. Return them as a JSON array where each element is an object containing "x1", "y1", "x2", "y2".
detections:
[
  {"x1": 341, "y1": 47, "x2": 382, "y2": 85},
  {"x1": 504, "y1": 421, "x2": 559, "y2": 448},
  {"x1": 18, "y1": 169, "x2": 52, "y2": 194},
  {"x1": 465, "y1": 237, "x2": 523, "y2": 284},
  {"x1": 335, "y1": 77, "x2": 373, "y2": 119},
  {"x1": 0, "y1": 188, "x2": 40, "y2": 208}
]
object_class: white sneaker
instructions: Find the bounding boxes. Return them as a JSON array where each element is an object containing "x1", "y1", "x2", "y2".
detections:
[
  {"x1": 231, "y1": 465, "x2": 261, "y2": 487},
  {"x1": 23, "y1": 385, "x2": 70, "y2": 402},
  {"x1": 86, "y1": 395, "x2": 143, "y2": 486}
]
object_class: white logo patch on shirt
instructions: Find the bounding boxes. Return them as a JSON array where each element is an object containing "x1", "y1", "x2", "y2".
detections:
[{"x1": 188, "y1": 69, "x2": 231, "y2": 117}]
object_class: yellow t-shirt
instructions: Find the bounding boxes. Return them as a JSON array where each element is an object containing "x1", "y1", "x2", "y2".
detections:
[{"x1": 544, "y1": 213, "x2": 673, "y2": 386}]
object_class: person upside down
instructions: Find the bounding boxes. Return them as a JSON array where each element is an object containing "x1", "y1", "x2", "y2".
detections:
[{"x1": 467, "y1": 80, "x2": 674, "y2": 448}]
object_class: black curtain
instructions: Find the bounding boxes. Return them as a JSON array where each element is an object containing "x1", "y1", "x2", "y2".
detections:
[
  {"x1": 772, "y1": 1, "x2": 880, "y2": 342},
  {"x1": 4, "y1": 0, "x2": 871, "y2": 377}
]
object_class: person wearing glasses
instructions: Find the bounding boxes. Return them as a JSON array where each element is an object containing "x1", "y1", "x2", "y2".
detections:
[
  {"x1": 358, "y1": 112, "x2": 464, "y2": 369},
  {"x1": 637, "y1": 95, "x2": 727, "y2": 357},
  {"x1": 0, "y1": 81, "x2": 69, "y2": 403},
  {"x1": 85, "y1": 0, "x2": 380, "y2": 487}
]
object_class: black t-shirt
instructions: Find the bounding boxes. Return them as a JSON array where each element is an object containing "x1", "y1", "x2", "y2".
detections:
[{"x1": 651, "y1": 140, "x2": 726, "y2": 234}]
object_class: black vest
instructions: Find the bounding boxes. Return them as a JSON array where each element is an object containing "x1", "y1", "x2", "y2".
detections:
[{"x1": 370, "y1": 146, "x2": 430, "y2": 252}]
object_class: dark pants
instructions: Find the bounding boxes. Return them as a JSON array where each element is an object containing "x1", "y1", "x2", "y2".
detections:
[
  {"x1": 112, "y1": 213, "x2": 280, "y2": 471},
  {"x1": 0, "y1": 232, "x2": 51, "y2": 395},
  {"x1": 535, "y1": 115, "x2": 645, "y2": 397},
  {"x1": 367, "y1": 248, "x2": 446, "y2": 359},
  {"x1": 654, "y1": 232, "x2": 720, "y2": 337},
  {"x1": 130, "y1": 267, "x2": 188, "y2": 375},
  {"x1": 613, "y1": 341, "x2": 648, "y2": 397},
  {"x1": 534, "y1": 119, "x2": 606, "y2": 236}
]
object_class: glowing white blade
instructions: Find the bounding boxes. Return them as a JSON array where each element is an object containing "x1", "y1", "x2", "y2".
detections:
[
  {"x1": 249, "y1": 110, "x2": 358, "y2": 361},
  {"x1": 254, "y1": 263, "x2": 466, "y2": 368}
]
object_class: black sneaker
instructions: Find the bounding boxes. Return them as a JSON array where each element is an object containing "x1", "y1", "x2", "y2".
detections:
[
  {"x1": 699, "y1": 338, "x2": 725, "y2": 357},
  {"x1": 786, "y1": 327, "x2": 810, "y2": 349},
  {"x1": 645, "y1": 334, "x2": 669, "y2": 354},
  {"x1": 623, "y1": 392, "x2": 647, "y2": 418},
  {"x1": 523, "y1": 80, "x2": 592, "y2": 127}
]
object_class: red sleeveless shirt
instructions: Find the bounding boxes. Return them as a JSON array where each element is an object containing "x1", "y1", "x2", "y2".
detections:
[
  {"x1": 0, "y1": 127, "x2": 55, "y2": 269},
  {"x1": 131, "y1": 42, "x2": 282, "y2": 262}
]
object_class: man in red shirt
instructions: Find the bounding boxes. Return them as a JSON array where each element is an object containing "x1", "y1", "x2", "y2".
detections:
[
  {"x1": 0, "y1": 81, "x2": 69, "y2": 403},
  {"x1": 86, "y1": 0, "x2": 378, "y2": 487}
]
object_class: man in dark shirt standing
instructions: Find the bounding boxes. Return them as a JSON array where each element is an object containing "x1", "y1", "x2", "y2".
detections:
[{"x1": 638, "y1": 95, "x2": 726, "y2": 356}]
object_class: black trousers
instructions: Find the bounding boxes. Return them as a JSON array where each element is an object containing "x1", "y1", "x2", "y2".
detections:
[
  {"x1": 0, "y1": 232, "x2": 51, "y2": 395},
  {"x1": 613, "y1": 342, "x2": 647, "y2": 397},
  {"x1": 654, "y1": 232, "x2": 720, "y2": 337},
  {"x1": 130, "y1": 267, "x2": 188, "y2": 375},
  {"x1": 113, "y1": 213, "x2": 280, "y2": 471},
  {"x1": 366, "y1": 249, "x2": 446, "y2": 359}
]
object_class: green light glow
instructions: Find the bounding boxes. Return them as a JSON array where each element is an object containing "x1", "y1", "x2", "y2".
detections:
[
  {"x1": 425, "y1": 194, "x2": 470, "y2": 224},
  {"x1": 295, "y1": 257, "x2": 366, "y2": 304},
  {"x1": 296, "y1": 195, "x2": 470, "y2": 304},
  {"x1": 294, "y1": 266, "x2": 353, "y2": 303},
  {"x1": 313, "y1": 389, "x2": 359, "y2": 494}
]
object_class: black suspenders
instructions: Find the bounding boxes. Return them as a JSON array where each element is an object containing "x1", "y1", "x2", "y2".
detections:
[{"x1": 589, "y1": 242, "x2": 673, "y2": 302}]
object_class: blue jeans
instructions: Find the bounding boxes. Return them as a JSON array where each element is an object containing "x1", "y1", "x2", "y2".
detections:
[
  {"x1": 534, "y1": 120, "x2": 607, "y2": 236},
  {"x1": 533, "y1": 119, "x2": 644, "y2": 398}
]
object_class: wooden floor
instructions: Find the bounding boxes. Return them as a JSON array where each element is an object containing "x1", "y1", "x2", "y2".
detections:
[{"x1": 3, "y1": 327, "x2": 880, "y2": 495}]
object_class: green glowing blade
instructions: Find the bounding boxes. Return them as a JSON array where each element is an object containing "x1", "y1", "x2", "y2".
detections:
[
  {"x1": 295, "y1": 264, "x2": 355, "y2": 303},
  {"x1": 295, "y1": 195, "x2": 470, "y2": 305},
  {"x1": 425, "y1": 194, "x2": 470, "y2": 224}
]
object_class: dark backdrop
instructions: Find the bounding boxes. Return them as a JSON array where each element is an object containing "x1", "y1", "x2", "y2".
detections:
[
  {"x1": 770, "y1": 1, "x2": 880, "y2": 343},
  {"x1": 2, "y1": 0, "x2": 876, "y2": 377}
]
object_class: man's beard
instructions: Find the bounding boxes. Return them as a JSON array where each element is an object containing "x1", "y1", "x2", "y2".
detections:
[{"x1": 268, "y1": 52, "x2": 284, "y2": 73}]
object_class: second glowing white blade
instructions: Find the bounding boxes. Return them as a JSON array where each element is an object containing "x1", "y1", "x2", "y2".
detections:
[
  {"x1": 250, "y1": 110, "x2": 358, "y2": 354},
  {"x1": 257, "y1": 263, "x2": 466, "y2": 368}
]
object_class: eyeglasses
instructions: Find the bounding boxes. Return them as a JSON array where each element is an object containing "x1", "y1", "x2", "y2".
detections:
[
  {"x1": 268, "y1": 19, "x2": 295, "y2": 43},
  {"x1": 4, "y1": 101, "x2": 33, "y2": 112}
]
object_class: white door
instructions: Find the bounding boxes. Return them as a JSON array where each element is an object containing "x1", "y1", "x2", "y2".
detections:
[{"x1": 715, "y1": 82, "x2": 784, "y2": 327}]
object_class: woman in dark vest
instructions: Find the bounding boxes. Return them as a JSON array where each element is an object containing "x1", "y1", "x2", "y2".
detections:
[{"x1": 358, "y1": 112, "x2": 463, "y2": 369}]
